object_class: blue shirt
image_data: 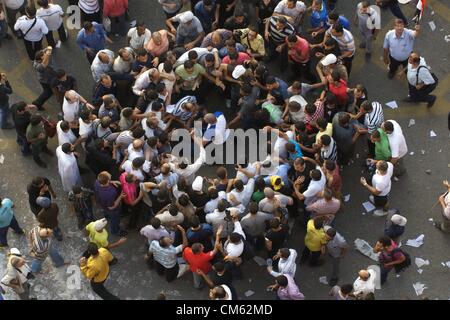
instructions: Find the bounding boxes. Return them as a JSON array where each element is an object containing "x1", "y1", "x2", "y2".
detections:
[
  {"x1": 311, "y1": 3, "x2": 328, "y2": 29},
  {"x1": 195, "y1": 1, "x2": 216, "y2": 27},
  {"x1": 383, "y1": 29, "x2": 416, "y2": 62},
  {"x1": 287, "y1": 139, "x2": 303, "y2": 161},
  {"x1": 0, "y1": 198, "x2": 14, "y2": 228},
  {"x1": 264, "y1": 164, "x2": 291, "y2": 188},
  {"x1": 270, "y1": 78, "x2": 289, "y2": 105},
  {"x1": 76, "y1": 22, "x2": 107, "y2": 53},
  {"x1": 325, "y1": 16, "x2": 351, "y2": 30}
]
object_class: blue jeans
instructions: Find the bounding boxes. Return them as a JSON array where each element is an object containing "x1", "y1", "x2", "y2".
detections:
[
  {"x1": 17, "y1": 133, "x2": 31, "y2": 155},
  {"x1": 31, "y1": 243, "x2": 65, "y2": 273},
  {"x1": 103, "y1": 208, "x2": 121, "y2": 235},
  {"x1": 0, "y1": 103, "x2": 10, "y2": 128},
  {"x1": 0, "y1": 216, "x2": 22, "y2": 246}
]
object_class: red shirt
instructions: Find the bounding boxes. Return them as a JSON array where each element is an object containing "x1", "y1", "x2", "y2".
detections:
[
  {"x1": 182, "y1": 247, "x2": 214, "y2": 273},
  {"x1": 103, "y1": 0, "x2": 128, "y2": 17},
  {"x1": 286, "y1": 36, "x2": 310, "y2": 63},
  {"x1": 222, "y1": 52, "x2": 251, "y2": 66},
  {"x1": 328, "y1": 79, "x2": 348, "y2": 106}
]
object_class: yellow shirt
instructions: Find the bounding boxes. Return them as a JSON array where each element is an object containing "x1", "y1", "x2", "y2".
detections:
[
  {"x1": 86, "y1": 222, "x2": 109, "y2": 248},
  {"x1": 80, "y1": 248, "x2": 113, "y2": 283},
  {"x1": 315, "y1": 123, "x2": 333, "y2": 144},
  {"x1": 304, "y1": 219, "x2": 327, "y2": 251},
  {"x1": 238, "y1": 28, "x2": 266, "y2": 56}
]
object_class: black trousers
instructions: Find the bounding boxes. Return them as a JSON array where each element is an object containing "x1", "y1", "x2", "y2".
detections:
[
  {"x1": 300, "y1": 247, "x2": 321, "y2": 266},
  {"x1": 290, "y1": 60, "x2": 316, "y2": 82},
  {"x1": 155, "y1": 261, "x2": 179, "y2": 282},
  {"x1": 91, "y1": 280, "x2": 120, "y2": 300},
  {"x1": 408, "y1": 84, "x2": 436, "y2": 103},
  {"x1": 388, "y1": 55, "x2": 408, "y2": 76},
  {"x1": 45, "y1": 24, "x2": 68, "y2": 47},
  {"x1": 81, "y1": 10, "x2": 101, "y2": 24},
  {"x1": 342, "y1": 55, "x2": 354, "y2": 77},
  {"x1": 24, "y1": 38, "x2": 43, "y2": 61},
  {"x1": 32, "y1": 82, "x2": 53, "y2": 109}
]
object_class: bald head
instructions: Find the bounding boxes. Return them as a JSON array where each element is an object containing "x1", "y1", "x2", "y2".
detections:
[
  {"x1": 204, "y1": 113, "x2": 217, "y2": 124},
  {"x1": 358, "y1": 270, "x2": 370, "y2": 280},
  {"x1": 264, "y1": 187, "x2": 275, "y2": 199},
  {"x1": 98, "y1": 52, "x2": 110, "y2": 64},
  {"x1": 133, "y1": 139, "x2": 144, "y2": 150},
  {"x1": 161, "y1": 163, "x2": 170, "y2": 174}
]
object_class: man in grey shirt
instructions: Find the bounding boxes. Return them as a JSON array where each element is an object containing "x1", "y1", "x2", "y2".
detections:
[
  {"x1": 240, "y1": 202, "x2": 273, "y2": 251},
  {"x1": 166, "y1": 11, "x2": 205, "y2": 50},
  {"x1": 324, "y1": 226, "x2": 348, "y2": 286}
]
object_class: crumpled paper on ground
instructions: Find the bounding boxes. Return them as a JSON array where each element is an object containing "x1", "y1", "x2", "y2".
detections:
[
  {"x1": 354, "y1": 238, "x2": 379, "y2": 261},
  {"x1": 406, "y1": 234, "x2": 425, "y2": 248},
  {"x1": 319, "y1": 276, "x2": 328, "y2": 285},
  {"x1": 415, "y1": 258, "x2": 430, "y2": 268},
  {"x1": 413, "y1": 283, "x2": 427, "y2": 296}
]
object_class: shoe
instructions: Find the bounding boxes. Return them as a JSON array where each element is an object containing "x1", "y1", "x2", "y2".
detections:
[
  {"x1": 373, "y1": 209, "x2": 388, "y2": 217},
  {"x1": 393, "y1": 177, "x2": 400, "y2": 182},
  {"x1": 177, "y1": 264, "x2": 190, "y2": 278},
  {"x1": 403, "y1": 96, "x2": 414, "y2": 103},
  {"x1": 369, "y1": 195, "x2": 375, "y2": 204},
  {"x1": 1, "y1": 123, "x2": 14, "y2": 129},
  {"x1": 42, "y1": 147, "x2": 54, "y2": 156},
  {"x1": 388, "y1": 72, "x2": 395, "y2": 79},
  {"x1": 34, "y1": 158, "x2": 47, "y2": 168},
  {"x1": 328, "y1": 278, "x2": 338, "y2": 286},
  {"x1": 118, "y1": 230, "x2": 128, "y2": 237},
  {"x1": 427, "y1": 95, "x2": 436, "y2": 108},
  {"x1": 4, "y1": 33, "x2": 12, "y2": 40},
  {"x1": 359, "y1": 43, "x2": 366, "y2": 49}
]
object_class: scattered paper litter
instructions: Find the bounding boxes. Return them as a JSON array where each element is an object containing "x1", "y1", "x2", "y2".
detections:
[
  {"x1": 431, "y1": 11, "x2": 435, "y2": 15},
  {"x1": 438, "y1": 149, "x2": 442, "y2": 153},
  {"x1": 421, "y1": 150, "x2": 426, "y2": 155},
  {"x1": 361, "y1": 212, "x2": 366, "y2": 215},
  {"x1": 0, "y1": 154, "x2": 4, "y2": 164},
  {"x1": 406, "y1": 234, "x2": 425, "y2": 248},
  {"x1": 408, "y1": 119, "x2": 415, "y2": 127},
  {"x1": 428, "y1": 218, "x2": 434, "y2": 222},
  {"x1": 244, "y1": 290, "x2": 255, "y2": 297},
  {"x1": 446, "y1": 261, "x2": 450, "y2": 268},
  {"x1": 344, "y1": 194, "x2": 350, "y2": 202},
  {"x1": 441, "y1": 262, "x2": 446, "y2": 267},
  {"x1": 428, "y1": 21, "x2": 436, "y2": 31},
  {"x1": 354, "y1": 238, "x2": 379, "y2": 261},
  {"x1": 410, "y1": 152, "x2": 414, "y2": 155},
  {"x1": 417, "y1": 269, "x2": 423, "y2": 274},
  {"x1": 319, "y1": 276, "x2": 328, "y2": 285},
  {"x1": 396, "y1": 274, "x2": 401, "y2": 278},
  {"x1": 415, "y1": 258, "x2": 430, "y2": 268},
  {"x1": 385, "y1": 101, "x2": 398, "y2": 109},
  {"x1": 362, "y1": 201, "x2": 376, "y2": 212},
  {"x1": 413, "y1": 283, "x2": 427, "y2": 296},
  {"x1": 425, "y1": 170, "x2": 431, "y2": 175},
  {"x1": 430, "y1": 130, "x2": 437, "y2": 137},
  {"x1": 445, "y1": 35, "x2": 450, "y2": 43},
  {"x1": 253, "y1": 256, "x2": 267, "y2": 266}
]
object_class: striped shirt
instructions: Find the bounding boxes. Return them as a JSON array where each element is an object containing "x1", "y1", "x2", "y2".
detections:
[
  {"x1": 321, "y1": 136, "x2": 337, "y2": 162},
  {"x1": 330, "y1": 29, "x2": 355, "y2": 57},
  {"x1": 168, "y1": 95, "x2": 197, "y2": 121},
  {"x1": 268, "y1": 16, "x2": 295, "y2": 44},
  {"x1": 305, "y1": 99, "x2": 325, "y2": 125},
  {"x1": 29, "y1": 226, "x2": 51, "y2": 260},
  {"x1": 364, "y1": 102, "x2": 384, "y2": 134},
  {"x1": 78, "y1": 0, "x2": 100, "y2": 14}
]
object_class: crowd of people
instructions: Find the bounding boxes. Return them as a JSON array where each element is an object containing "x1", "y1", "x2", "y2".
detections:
[{"x1": 0, "y1": 0, "x2": 447, "y2": 301}]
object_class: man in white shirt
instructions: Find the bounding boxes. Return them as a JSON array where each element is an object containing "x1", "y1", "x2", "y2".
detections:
[
  {"x1": 36, "y1": 0, "x2": 66, "y2": 47},
  {"x1": 293, "y1": 166, "x2": 326, "y2": 206},
  {"x1": 91, "y1": 49, "x2": 115, "y2": 82},
  {"x1": 202, "y1": 112, "x2": 230, "y2": 146},
  {"x1": 14, "y1": 6, "x2": 48, "y2": 60},
  {"x1": 205, "y1": 199, "x2": 235, "y2": 240},
  {"x1": 273, "y1": 0, "x2": 306, "y2": 31},
  {"x1": 126, "y1": 22, "x2": 151, "y2": 50},
  {"x1": 360, "y1": 160, "x2": 395, "y2": 216},
  {"x1": 259, "y1": 188, "x2": 293, "y2": 215},
  {"x1": 353, "y1": 269, "x2": 377, "y2": 297},
  {"x1": 3, "y1": 0, "x2": 26, "y2": 31},
  {"x1": 381, "y1": 120, "x2": 407, "y2": 178},
  {"x1": 132, "y1": 68, "x2": 160, "y2": 96}
]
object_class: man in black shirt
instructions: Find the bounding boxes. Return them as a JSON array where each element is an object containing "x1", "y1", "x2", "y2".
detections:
[
  {"x1": 223, "y1": 10, "x2": 249, "y2": 31},
  {"x1": 27, "y1": 176, "x2": 57, "y2": 216},
  {"x1": 265, "y1": 218, "x2": 289, "y2": 267},
  {"x1": 50, "y1": 69, "x2": 78, "y2": 106},
  {"x1": 10, "y1": 101, "x2": 32, "y2": 155},
  {"x1": 186, "y1": 216, "x2": 214, "y2": 252},
  {"x1": 0, "y1": 72, "x2": 13, "y2": 129},
  {"x1": 85, "y1": 139, "x2": 116, "y2": 176},
  {"x1": 196, "y1": 261, "x2": 237, "y2": 297}
]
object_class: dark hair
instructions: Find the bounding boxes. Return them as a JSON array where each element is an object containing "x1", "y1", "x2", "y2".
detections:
[
  {"x1": 269, "y1": 218, "x2": 280, "y2": 229},
  {"x1": 32, "y1": 177, "x2": 44, "y2": 187},
  {"x1": 328, "y1": 10, "x2": 339, "y2": 22},
  {"x1": 191, "y1": 243, "x2": 203, "y2": 254},
  {"x1": 203, "y1": 0, "x2": 213, "y2": 5},
  {"x1": 287, "y1": 34, "x2": 297, "y2": 43},
  {"x1": 305, "y1": 103, "x2": 316, "y2": 115},
  {"x1": 55, "y1": 69, "x2": 67, "y2": 79},
  {"x1": 163, "y1": 61, "x2": 173, "y2": 73},
  {"x1": 178, "y1": 194, "x2": 190, "y2": 206},
  {"x1": 60, "y1": 120, "x2": 70, "y2": 131},
  {"x1": 316, "y1": 118, "x2": 328, "y2": 130},
  {"x1": 204, "y1": 53, "x2": 215, "y2": 62},
  {"x1": 320, "y1": 134, "x2": 331, "y2": 146},
  {"x1": 229, "y1": 232, "x2": 242, "y2": 244},
  {"x1": 61, "y1": 143, "x2": 72, "y2": 154},
  {"x1": 331, "y1": 68, "x2": 341, "y2": 82},
  {"x1": 190, "y1": 215, "x2": 200, "y2": 228},
  {"x1": 324, "y1": 159, "x2": 336, "y2": 171},
  {"x1": 12, "y1": 101, "x2": 27, "y2": 112},
  {"x1": 208, "y1": 188, "x2": 219, "y2": 199},
  {"x1": 266, "y1": 76, "x2": 276, "y2": 85},
  {"x1": 275, "y1": 275, "x2": 288, "y2": 287},
  {"x1": 279, "y1": 248, "x2": 291, "y2": 259},
  {"x1": 72, "y1": 185, "x2": 82, "y2": 195},
  {"x1": 384, "y1": 121, "x2": 394, "y2": 133},
  {"x1": 332, "y1": 24, "x2": 344, "y2": 34},
  {"x1": 248, "y1": 202, "x2": 258, "y2": 214},
  {"x1": 184, "y1": 60, "x2": 194, "y2": 69},
  {"x1": 217, "y1": 199, "x2": 228, "y2": 212},
  {"x1": 213, "y1": 286, "x2": 226, "y2": 299},
  {"x1": 254, "y1": 176, "x2": 266, "y2": 192},
  {"x1": 285, "y1": 142, "x2": 295, "y2": 153},
  {"x1": 213, "y1": 261, "x2": 225, "y2": 272},
  {"x1": 277, "y1": 16, "x2": 287, "y2": 25},
  {"x1": 188, "y1": 50, "x2": 198, "y2": 60},
  {"x1": 216, "y1": 167, "x2": 227, "y2": 179},
  {"x1": 229, "y1": 51, "x2": 238, "y2": 60},
  {"x1": 361, "y1": 101, "x2": 373, "y2": 112},
  {"x1": 132, "y1": 127, "x2": 145, "y2": 139},
  {"x1": 341, "y1": 284, "x2": 354, "y2": 295},
  {"x1": 326, "y1": 227, "x2": 336, "y2": 238},
  {"x1": 151, "y1": 217, "x2": 161, "y2": 229},
  {"x1": 313, "y1": 217, "x2": 324, "y2": 229},
  {"x1": 86, "y1": 242, "x2": 99, "y2": 256},
  {"x1": 234, "y1": 179, "x2": 244, "y2": 191},
  {"x1": 136, "y1": 21, "x2": 146, "y2": 28},
  {"x1": 310, "y1": 169, "x2": 322, "y2": 181},
  {"x1": 30, "y1": 115, "x2": 42, "y2": 125},
  {"x1": 83, "y1": 21, "x2": 93, "y2": 30},
  {"x1": 147, "y1": 136, "x2": 158, "y2": 148},
  {"x1": 371, "y1": 129, "x2": 381, "y2": 139},
  {"x1": 156, "y1": 293, "x2": 166, "y2": 300},
  {"x1": 168, "y1": 204, "x2": 178, "y2": 216},
  {"x1": 25, "y1": 5, "x2": 36, "y2": 17},
  {"x1": 378, "y1": 235, "x2": 392, "y2": 247},
  {"x1": 132, "y1": 157, "x2": 145, "y2": 168},
  {"x1": 122, "y1": 107, "x2": 133, "y2": 118}
]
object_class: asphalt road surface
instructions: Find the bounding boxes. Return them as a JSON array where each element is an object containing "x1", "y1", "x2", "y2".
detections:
[{"x1": 0, "y1": 0, "x2": 449, "y2": 300}]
